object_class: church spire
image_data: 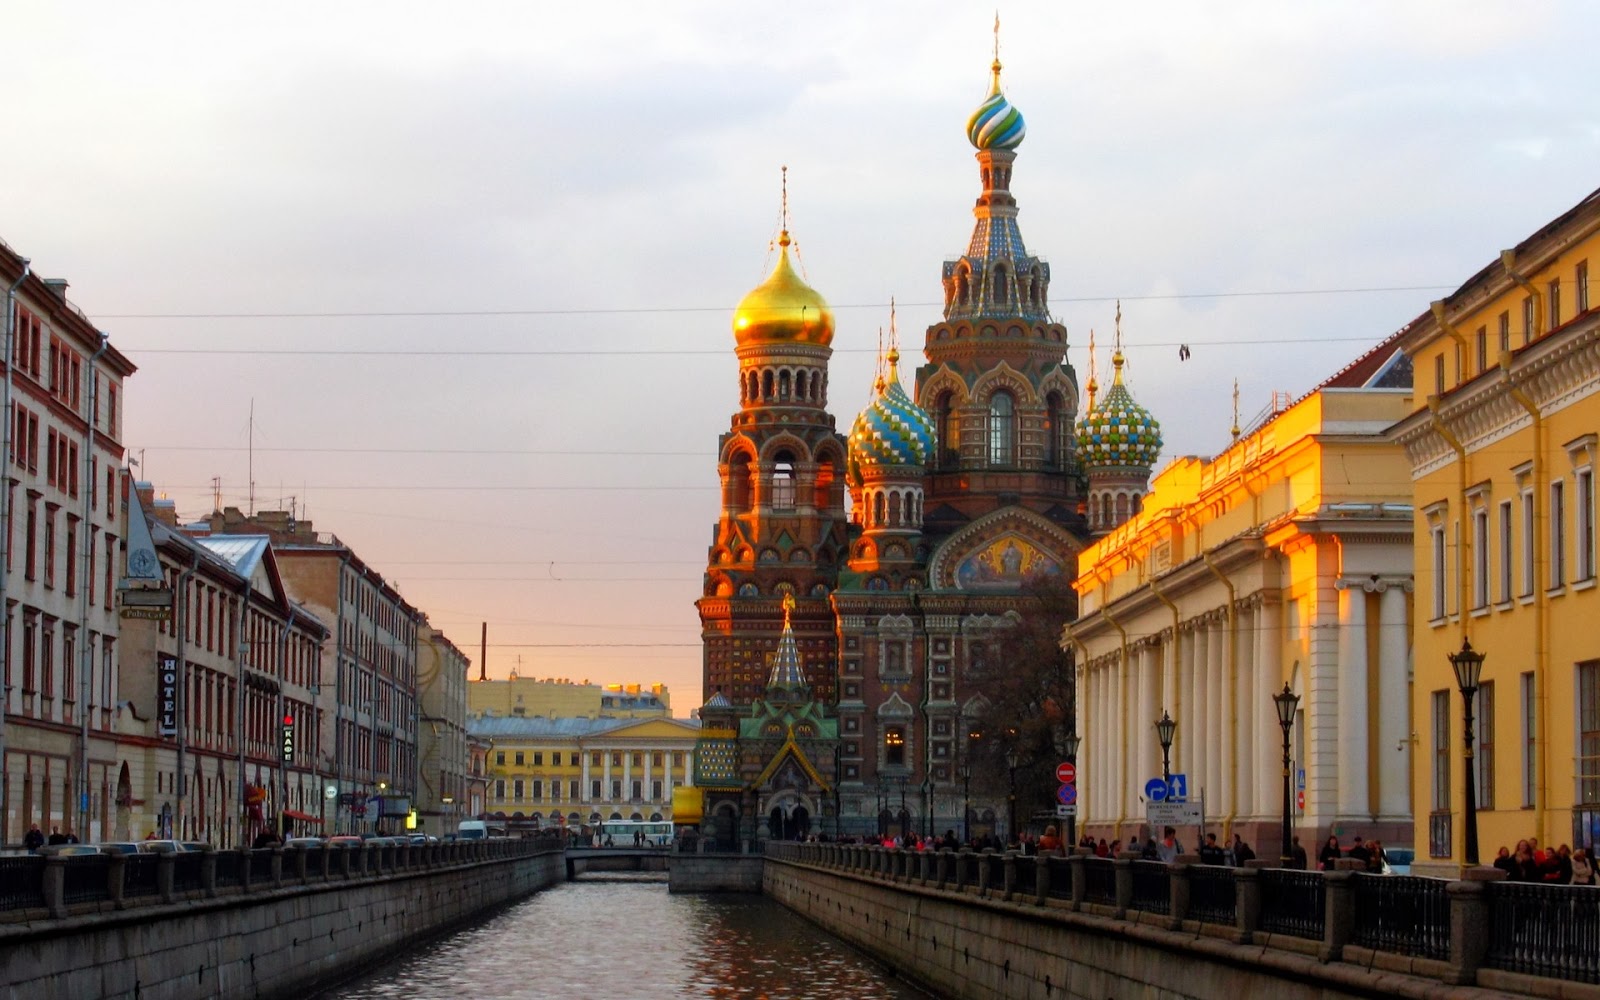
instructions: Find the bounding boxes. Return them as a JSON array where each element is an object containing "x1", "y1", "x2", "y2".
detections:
[{"x1": 766, "y1": 593, "x2": 809, "y2": 695}]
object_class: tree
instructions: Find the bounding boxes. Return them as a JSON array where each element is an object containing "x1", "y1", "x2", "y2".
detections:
[{"x1": 966, "y1": 574, "x2": 1078, "y2": 832}]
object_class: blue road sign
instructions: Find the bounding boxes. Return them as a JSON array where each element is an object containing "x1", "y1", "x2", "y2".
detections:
[
  {"x1": 1167, "y1": 774, "x2": 1189, "y2": 801},
  {"x1": 1144, "y1": 778, "x2": 1168, "y2": 802},
  {"x1": 1057, "y1": 784, "x2": 1078, "y2": 805},
  {"x1": 1296, "y1": 768, "x2": 1306, "y2": 792}
]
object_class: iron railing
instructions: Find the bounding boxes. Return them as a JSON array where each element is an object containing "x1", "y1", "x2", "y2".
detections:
[
  {"x1": 60, "y1": 855, "x2": 111, "y2": 905},
  {"x1": 122, "y1": 855, "x2": 161, "y2": 899},
  {"x1": 1082, "y1": 857, "x2": 1116, "y2": 906},
  {"x1": 214, "y1": 850, "x2": 244, "y2": 889},
  {"x1": 1187, "y1": 865, "x2": 1236, "y2": 925},
  {"x1": 1486, "y1": 880, "x2": 1600, "y2": 983},
  {"x1": 172, "y1": 852, "x2": 206, "y2": 895},
  {"x1": 1131, "y1": 861, "x2": 1170, "y2": 914},
  {"x1": 1258, "y1": 868, "x2": 1325, "y2": 940},
  {"x1": 0, "y1": 856, "x2": 45, "y2": 910},
  {"x1": 1352, "y1": 874, "x2": 1449, "y2": 960}
]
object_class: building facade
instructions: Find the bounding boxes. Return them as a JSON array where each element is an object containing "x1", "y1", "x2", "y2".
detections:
[
  {"x1": 0, "y1": 244, "x2": 136, "y2": 845},
  {"x1": 695, "y1": 52, "x2": 1128, "y2": 842},
  {"x1": 200, "y1": 508, "x2": 425, "y2": 834},
  {"x1": 1390, "y1": 186, "x2": 1600, "y2": 873},
  {"x1": 1068, "y1": 350, "x2": 1414, "y2": 857},
  {"x1": 417, "y1": 622, "x2": 470, "y2": 834},
  {"x1": 467, "y1": 675, "x2": 671, "y2": 720},
  {"x1": 117, "y1": 487, "x2": 330, "y2": 845},
  {"x1": 467, "y1": 714, "x2": 699, "y2": 833}
]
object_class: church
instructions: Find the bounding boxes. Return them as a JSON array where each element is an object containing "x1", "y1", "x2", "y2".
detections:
[{"x1": 692, "y1": 45, "x2": 1163, "y2": 846}]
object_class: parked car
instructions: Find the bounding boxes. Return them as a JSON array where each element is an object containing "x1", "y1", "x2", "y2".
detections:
[
  {"x1": 41, "y1": 845, "x2": 101, "y2": 857},
  {"x1": 408, "y1": 834, "x2": 438, "y2": 845},
  {"x1": 95, "y1": 842, "x2": 143, "y2": 855},
  {"x1": 138, "y1": 840, "x2": 208, "y2": 853},
  {"x1": 1385, "y1": 847, "x2": 1415, "y2": 875},
  {"x1": 284, "y1": 837, "x2": 325, "y2": 849},
  {"x1": 325, "y1": 835, "x2": 364, "y2": 848}
]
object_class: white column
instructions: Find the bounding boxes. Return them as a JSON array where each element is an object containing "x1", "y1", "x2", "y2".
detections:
[
  {"x1": 1136, "y1": 644, "x2": 1156, "y2": 797},
  {"x1": 1206, "y1": 619, "x2": 1224, "y2": 814},
  {"x1": 603, "y1": 754, "x2": 612, "y2": 803},
  {"x1": 643, "y1": 751, "x2": 653, "y2": 806},
  {"x1": 1095, "y1": 663, "x2": 1108, "y2": 822},
  {"x1": 683, "y1": 750, "x2": 695, "y2": 789},
  {"x1": 1188, "y1": 624, "x2": 1207, "y2": 777},
  {"x1": 1378, "y1": 584, "x2": 1411, "y2": 820},
  {"x1": 1219, "y1": 611, "x2": 1235, "y2": 818},
  {"x1": 1235, "y1": 604, "x2": 1255, "y2": 818},
  {"x1": 1336, "y1": 582, "x2": 1370, "y2": 819},
  {"x1": 1256, "y1": 599, "x2": 1283, "y2": 822},
  {"x1": 1116, "y1": 648, "x2": 1130, "y2": 823},
  {"x1": 623, "y1": 753, "x2": 633, "y2": 806}
]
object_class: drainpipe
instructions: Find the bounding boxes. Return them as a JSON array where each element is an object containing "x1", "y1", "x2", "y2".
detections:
[
  {"x1": 234, "y1": 576, "x2": 254, "y2": 846},
  {"x1": 334, "y1": 552, "x2": 349, "y2": 832},
  {"x1": 0, "y1": 258, "x2": 29, "y2": 818},
  {"x1": 1426, "y1": 397, "x2": 1472, "y2": 644},
  {"x1": 1502, "y1": 361, "x2": 1549, "y2": 838},
  {"x1": 1501, "y1": 250, "x2": 1544, "y2": 341},
  {"x1": 1430, "y1": 301, "x2": 1470, "y2": 383},
  {"x1": 1201, "y1": 551, "x2": 1239, "y2": 837},
  {"x1": 75, "y1": 332, "x2": 110, "y2": 840},
  {"x1": 1100, "y1": 599, "x2": 1130, "y2": 840},
  {"x1": 173, "y1": 547, "x2": 200, "y2": 838}
]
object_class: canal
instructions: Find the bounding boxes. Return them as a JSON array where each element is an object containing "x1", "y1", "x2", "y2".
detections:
[{"x1": 318, "y1": 873, "x2": 937, "y2": 999}]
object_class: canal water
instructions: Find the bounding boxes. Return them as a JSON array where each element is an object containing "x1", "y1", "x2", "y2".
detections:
[{"x1": 318, "y1": 873, "x2": 938, "y2": 999}]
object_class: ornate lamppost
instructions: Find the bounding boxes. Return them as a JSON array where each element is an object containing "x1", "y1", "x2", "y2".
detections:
[
  {"x1": 959, "y1": 759, "x2": 972, "y2": 844},
  {"x1": 1273, "y1": 683, "x2": 1301, "y2": 866},
  {"x1": 1155, "y1": 710, "x2": 1176, "y2": 783},
  {"x1": 1005, "y1": 746, "x2": 1020, "y2": 844},
  {"x1": 1449, "y1": 637, "x2": 1486, "y2": 866},
  {"x1": 1061, "y1": 732, "x2": 1080, "y2": 847}
]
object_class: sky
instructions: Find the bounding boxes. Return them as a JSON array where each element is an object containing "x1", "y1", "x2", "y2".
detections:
[{"x1": 3, "y1": 2, "x2": 1597, "y2": 713}]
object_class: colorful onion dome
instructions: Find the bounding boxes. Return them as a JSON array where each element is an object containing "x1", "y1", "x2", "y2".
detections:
[
  {"x1": 848, "y1": 350, "x2": 936, "y2": 481},
  {"x1": 733, "y1": 231, "x2": 834, "y2": 348},
  {"x1": 1077, "y1": 352, "x2": 1162, "y2": 470},
  {"x1": 966, "y1": 60, "x2": 1026, "y2": 151}
]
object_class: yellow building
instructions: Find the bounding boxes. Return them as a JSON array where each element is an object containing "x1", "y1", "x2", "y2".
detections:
[
  {"x1": 1390, "y1": 186, "x2": 1600, "y2": 873},
  {"x1": 467, "y1": 676, "x2": 671, "y2": 720},
  {"x1": 466, "y1": 714, "x2": 698, "y2": 832},
  {"x1": 1067, "y1": 354, "x2": 1414, "y2": 857}
]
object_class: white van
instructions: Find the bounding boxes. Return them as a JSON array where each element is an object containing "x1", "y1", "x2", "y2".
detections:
[{"x1": 457, "y1": 820, "x2": 488, "y2": 840}]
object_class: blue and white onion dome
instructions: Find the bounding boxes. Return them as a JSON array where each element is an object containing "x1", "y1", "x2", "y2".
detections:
[
  {"x1": 847, "y1": 351, "x2": 936, "y2": 486},
  {"x1": 1076, "y1": 359, "x2": 1162, "y2": 470},
  {"x1": 966, "y1": 59, "x2": 1026, "y2": 151}
]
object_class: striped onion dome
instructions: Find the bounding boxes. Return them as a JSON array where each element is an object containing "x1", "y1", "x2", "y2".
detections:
[
  {"x1": 966, "y1": 60, "x2": 1026, "y2": 150},
  {"x1": 847, "y1": 352, "x2": 935, "y2": 485}
]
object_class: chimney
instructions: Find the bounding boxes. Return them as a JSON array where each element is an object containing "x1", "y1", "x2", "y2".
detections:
[
  {"x1": 151, "y1": 497, "x2": 179, "y2": 527},
  {"x1": 41, "y1": 278, "x2": 69, "y2": 300}
]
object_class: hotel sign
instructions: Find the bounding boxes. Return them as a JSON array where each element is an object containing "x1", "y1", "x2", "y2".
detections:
[{"x1": 158, "y1": 653, "x2": 178, "y2": 737}]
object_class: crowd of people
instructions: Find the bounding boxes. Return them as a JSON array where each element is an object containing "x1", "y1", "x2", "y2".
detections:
[
  {"x1": 1491, "y1": 839, "x2": 1597, "y2": 884},
  {"x1": 20, "y1": 824, "x2": 78, "y2": 852}
]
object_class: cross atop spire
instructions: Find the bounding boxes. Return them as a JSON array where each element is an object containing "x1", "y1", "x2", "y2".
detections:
[
  {"x1": 1086, "y1": 328, "x2": 1099, "y2": 410},
  {"x1": 1231, "y1": 379, "x2": 1241, "y2": 441},
  {"x1": 993, "y1": 11, "x2": 1002, "y2": 72},
  {"x1": 1112, "y1": 300, "x2": 1127, "y2": 384},
  {"x1": 778, "y1": 164, "x2": 791, "y2": 247}
]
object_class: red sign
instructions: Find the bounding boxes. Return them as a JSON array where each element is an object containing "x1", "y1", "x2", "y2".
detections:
[
  {"x1": 1055, "y1": 762, "x2": 1076, "y2": 784},
  {"x1": 1296, "y1": 790, "x2": 1305, "y2": 811}
]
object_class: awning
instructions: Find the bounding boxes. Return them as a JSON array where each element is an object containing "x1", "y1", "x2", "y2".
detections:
[{"x1": 282, "y1": 809, "x2": 323, "y2": 824}]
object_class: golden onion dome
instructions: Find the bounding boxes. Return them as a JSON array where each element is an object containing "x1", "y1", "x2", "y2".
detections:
[{"x1": 733, "y1": 232, "x2": 835, "y2": 348}]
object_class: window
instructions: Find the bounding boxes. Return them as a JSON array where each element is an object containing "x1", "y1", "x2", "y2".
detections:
[
  {"x1": 884, "y1": 726, "x2": 906, "y2": 767},
  {"x1": 1579, "y1": 468, "x2": 1596, "y2": 582},
  {"x1": 1498, "y1": 311, "x2": 1511, "y2": 355},
  {"x1": 630, "y1": 779, "x2": 642, "y2": 800},
  {"x1": 513, "y1": 779, "x2": 524, "y2": 802},
  {"x1": 771, "y1": 459, "x2": 795, "y2": 510},
  {"x1": 1523, "y1": 296, "x2": 1536, "y2": 344},
  {"x1": 652, "y1": 780, "x2": 663, "y2": 800},
  {"x1": 570, "y1": 780, "x2": 579, "y2": 800},
  {"x1": 1477, "y1": 681, "x2": 1495, "y2": 810},
  {"x1": 531, "y1": 780, "x2": 542, "y2": 801},
  {"x1": 1521, "y1": 489, "x2": 1536, "y2": 598},
  {"x1": 494, "y1": 779, "x2": 505, "y2": 801},
  {"x1": 549, "y1": 781, "x2": 560, "y2": 802},
  {"x1": 1475, "y1": 327, "x2": 1487, "y2": 375},
  {"x1": 1551, "y1": 480, "x2": 1567, "y2": 589},
  {"x1": 532, "y1": 752, "x2": 543, "y2": 766},
  {"x1": 1522, "y1": 672, "x2": 1536, "y2": 808},
  {"x1": 514, "y1": 751, "x2": 524, "y2": 766},
  {"x1": 1430, "y1": 521, "x2": 1448, "y2": 620},
  {"x1": 653, "y1": 752, "x2": 663, "y2": 767},
  {"x1": 590, "y1": 779, "x2": 601, "y2": 799},
  {"x1": 43, "y1": 508, "x2": 55, "y2": 589},
  {"x1": 1432, "y1": 690, "x2": 1451, "y2": 813},
  {"x1": 550, "y1": 752, "x2": 561, "y2": 766},
  {"x1": 987, "y1": 391, "x2": 1015, "y2": 466},
  {"x1": 1433, "y1": 354, "x2": 1445, "y2": 395},
  {"x1": 610, "y1": 779, "x2": 621, "y2": 799},
  {"x1": 495, "y1": 751, "x2": 505, "y2": 766},
  {"x1": 1579, "y1": 260, "x2": 1591, "y2": 315},
  {"x1": 935, "y1": 391, "x2": 958, "y2": 468},
  {"x1": 65, "y1": 520, "x2": 76, "y2": 597},
  {"x1": 1549, "y1": 279, "x2": 1562, "y2": 328},
  {"x1": 1581, "y1": 663, "x2": 1600, "y2": 806},
  {"x1": 1498, "y1": 499, "x2": 1514, "y2": 603},
  {"x1": 1472, "y1": 506, "x2": 1489, "y2": 609}
]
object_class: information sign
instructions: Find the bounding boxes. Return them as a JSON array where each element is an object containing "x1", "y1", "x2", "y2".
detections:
[{"x1": 1146, "y1": 800, "x2": 1203, "y2": 826}]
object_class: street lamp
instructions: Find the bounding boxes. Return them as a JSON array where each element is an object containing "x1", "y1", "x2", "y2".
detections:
[
  {"x1": 1273, "y1": 683, "x2": 1301, "y2": 867},
  {"x1": 1449, "y1": 637, "x2": 1487, "y2": 867},
  {"x1": 1155, "y1": 710, "x2": 1176, "y2": 783},
  {"x1": 1061, "y1": 732, "x2": 1081, "y2": 848},
  {"x1": 958, "y1": 759, "x2": 972, "y2": 844},
  {"x1": 1005, "y1": 746, "x2": 1020, "y2": 845}
]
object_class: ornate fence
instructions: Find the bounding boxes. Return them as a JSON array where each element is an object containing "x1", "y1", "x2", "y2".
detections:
[
  {"x1": 1258, "y1": 868, "x2": 1324, "y2": 940},
  {"x1": 1486, "y1": 880, "x2": 1600, "y2": 983},
  {"x1": 1352, "y1": 874, "x2": 1448, "y2": 960}
]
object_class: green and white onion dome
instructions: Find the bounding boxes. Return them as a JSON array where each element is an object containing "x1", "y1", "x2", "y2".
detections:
[
  {"x1": 966, "y1": 61, "x2": 1026, "y2": 150},
  {"x1": 1077, "y1": 378, "x2": 1162, "y2": 470}
]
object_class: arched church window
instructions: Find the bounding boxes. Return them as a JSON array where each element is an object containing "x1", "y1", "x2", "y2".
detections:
[
  {"x1": 762, "y1": 369, "x2": 774, "y2": 400},
  {"x1": 1030, "y1": 266, "x2": 1045, "y2": 307},
  {"x1": 779, "y1": 369, "x2": 791, "y2": 400},
  {"x1": 1045, "y1": 392, "x2": 1064, "y2": 467},
  {"x1": 873, "y1": 491, "x2": 886, "y2": 528},
  {"x1": 772, "y1": 454, "x2": 796, "y2": 510},
  {"x1": 888, "y1": 491, "x2": 903, "y2": 526},
  {"x1": 956, "y1": 267, "x2": 971, "y2": 307},
  {"x1": 1115, "y1": 493, "x2": 1129, "y2": 523},
  {"x1": 992, "y1": 265, "x2": 1009, "y2": 306},
  {"x1": 935, "y1": 391, "x2": 958, "y2": 469},
  {"x1": 795, "y1": 370, "x2": 807, "y2": 401},
  {"x1": 729, "y1": 453, "x2": 753, "y2": 511},
  {"x1": 988, "y1": 391, "x2": 1016, "y2": 467}
]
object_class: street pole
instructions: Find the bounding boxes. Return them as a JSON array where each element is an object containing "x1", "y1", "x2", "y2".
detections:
[
  {"x1": 961, "y1": 763, "x2": 971, "y2": 844},
  {"x1": 1448, "y1": 638, "x2": 1486, "y2": 867},
  {"x1": 1274, "y1": 684, "x2": 1300, "y2": 866}
]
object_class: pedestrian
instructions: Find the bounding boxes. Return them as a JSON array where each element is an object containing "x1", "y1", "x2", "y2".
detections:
[
  {"x1": 1156, "y1": 826, "x2": 1181, "y2": 863},
  {"x1": 1037, "y1": 825, "x2": 1062, "y2": 855},
  {"x1": 1290, "y1": 836, "x2": 1309, "y2": 870},
  {"x1": 1199, "y1": 833, "x2": 1226, "y2": 866},
  {"x1": 1318, "y1": 834, "x2": 1342, "y2": 870},
  {"x1": 1572, "y1": 848, "x2": 1596, "y2": 885},
  {"x1": 46, "y1": 827, "x2": 67, "y2": 846},
  {"x1": 1232, "y1": 834, "x2": 1255, "y2": 865},
  {"x1": 1493, "y1": 845, "x2": 1516, "y2": 877},
  {"x1": 23, "y1": 824, "x2": 44, "y2": 853},
  {"x1": 1348, "y1": 836, "x2": 1371, "y2": 867}
]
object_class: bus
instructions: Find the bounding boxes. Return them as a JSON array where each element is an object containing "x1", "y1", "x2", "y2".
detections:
[{"x1": 591, "y1": 819, "x2": 673, "y2": 847}]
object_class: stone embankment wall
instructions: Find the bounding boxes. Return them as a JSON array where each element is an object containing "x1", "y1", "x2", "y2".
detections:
[
  {"x1": 2, "y1": 848, "x2": 564, "y2": 1000},
  {"x1": 764, "y1": 857, "x2": 1512, "y2": 1000},
  {"x1": 667, "y1": 852, "x2": 764, "y2": 892}
]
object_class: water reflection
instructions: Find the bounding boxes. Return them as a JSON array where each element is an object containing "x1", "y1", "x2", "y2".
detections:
[{"x1": 320, "y1": 874, "x2": 935, "y2": 999}]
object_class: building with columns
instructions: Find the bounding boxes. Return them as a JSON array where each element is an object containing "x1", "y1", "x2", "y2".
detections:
[
  {"x1": 1066, "y1": 341, "x2": 1414, "y2": 857},
  {"x1": 1389, "y1": 185, "x2": 1600, "y2": 873}
]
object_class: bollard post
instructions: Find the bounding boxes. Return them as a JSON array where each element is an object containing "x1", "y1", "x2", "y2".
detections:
[
  {"x1": 977, "y1": 850, "x2": 993, "y2": 897},
  {"x1": 1068, "y1": 852, "x2": 1087, "y2": 911},
  {"x1": 1445, "y1": 866, "x2": 1507, "y2": 985},
  {"x1": 1320, "y1": 870, "x2": 1357, "y2": 963},
  {"x1": 202, "y1": 846, "x2": 219, "y2": 898},
  {"x1": 1233, "y1": 865, "x2": 1261, "y2": 944},
  {"x1": 936, "y1": 849, "x2": 950, "y2": 890},
  {"x1": 1003, "y1": 852, "x2": 1017, "y2": 901},
  {"x1": 1113, "y1": 851, "x2": 1137, "y2": 919},
  {"x1": 157, "y1": 851, "x2": 177, "y2": 903},
  {"x1": 271, "y1": 846, "x2": 285, "y2": 889},
  {"x1": 1168, "y1": 858, "x2": 1194, "y2": 931},
  {"x1": 107, "y1": 852, "x2": 127, "y2": 909},
  {"x1": 1036, "y1": 856, "x2": 1055, "y2": 906},
  {"x1": 43, "y1": 855, "x2": 67, "y2": 918}
]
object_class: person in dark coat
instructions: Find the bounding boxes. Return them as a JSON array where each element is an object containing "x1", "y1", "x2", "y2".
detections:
[
  {"x1": 1318, "y1": 835, "x2": 1342, "y2": 870},
  {"x1": 1232, "y1": 834, "x2": 1256, "y2": 865}
]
